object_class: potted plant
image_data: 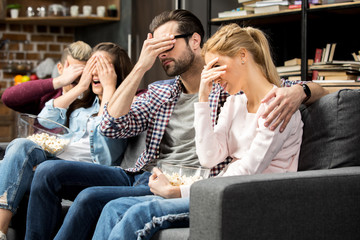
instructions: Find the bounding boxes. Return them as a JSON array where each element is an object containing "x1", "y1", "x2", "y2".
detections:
[
  {"x1": 107, "y1": 4, "x2": 117, "y2": 17},
  {"x1": 6, "y1": 3, "x2": 21, "y2": 18}
]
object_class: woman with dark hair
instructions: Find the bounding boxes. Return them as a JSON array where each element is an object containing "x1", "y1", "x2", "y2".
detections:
[{"x1": 0, "y1": 42, "x2": 132, "y2": 240}]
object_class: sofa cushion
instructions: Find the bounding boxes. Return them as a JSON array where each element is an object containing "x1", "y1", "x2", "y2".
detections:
[{"x1": 298, "y1": 89, "x2": 360, "y2": 171}]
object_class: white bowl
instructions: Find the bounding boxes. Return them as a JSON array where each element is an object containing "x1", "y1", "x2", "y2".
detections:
[
  {"x1": 17, "y1": 114, "x2": 73, "y2": 157},
  {"x1": 157, "y1": 161, "x2": 210, "y2": 186}
]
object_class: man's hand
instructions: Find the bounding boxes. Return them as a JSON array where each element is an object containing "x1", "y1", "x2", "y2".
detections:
[
  {"x1": 148, "y1": 167, "x2": 181, "y2": 199},
  {"x1": 53, "y1": 61, "x2": 84, "y2": 90},
  {"x1": 261, "y1": 84, "x2": 304, "y2": 132},
  {"x1": 136, "y1": 33, "x2": 175, "y2": 72}
]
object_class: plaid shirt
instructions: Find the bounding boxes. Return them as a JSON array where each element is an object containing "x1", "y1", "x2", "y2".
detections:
[{"x1": 100, "y1": 77, "x2": 304, "y2": 176}]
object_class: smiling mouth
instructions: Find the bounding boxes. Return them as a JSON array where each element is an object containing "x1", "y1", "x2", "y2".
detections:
[{"x1": 93, "y1": 80, "x2": 100, "y2": 85}]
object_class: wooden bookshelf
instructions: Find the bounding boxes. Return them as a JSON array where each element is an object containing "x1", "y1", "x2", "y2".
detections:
[{"x1": 207, "y1": 1, "x2": 360, "y2": 81}]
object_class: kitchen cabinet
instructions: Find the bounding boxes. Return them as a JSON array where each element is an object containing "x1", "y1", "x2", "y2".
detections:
[{"x1": 1, "y1": 0, "x2": 120, "y2": 26}]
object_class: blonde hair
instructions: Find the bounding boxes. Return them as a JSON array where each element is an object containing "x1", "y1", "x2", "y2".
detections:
[
  {"x1": 60, "y1": 41, "x2": 92, "y2": 64},
  {"x1": 202, "y1": 24, "x2": 280, "y2": 87}
]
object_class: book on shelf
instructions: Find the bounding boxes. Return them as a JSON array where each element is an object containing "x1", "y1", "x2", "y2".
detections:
[
  {"x1": 284, "y1": 58, "x2": 313, "y2": 66},
  {"x1": 239, "y1": 0, "x2": 259, "y2": 5},
  {"x1": 328, "y1": 43, "x2": 337, "y2": 62},
  {"x1": 238, "y1": 0, "x2": 258, "y2": 4},
  {"x1": 278, "y1": 71, "x2": 301, "y2": 77},
  {"x1": 317, "y1": 70, "x2": 349, "y2": 76},
  {"x1": 254, "y1": 4, "x2": 289, "y2": 14},
  {"x1": 218, "y1": 9, "x2": 253, "y2": 18},
  {"x1": 322, "y1": 0, "x2": 353, "y2": 4},
  {"x1": 247, "y1": 0, "x2": 289, "y2": 7},
  {"x1": 322, "y1": 43, "x2": 332, "y2": 63},
  {"x1": 288, "y1": 76, "x2": 301, "y2": 81},
  {"x1": 352, "y1": 52, "x2": 360, "y2": 61},
  {"x1": 312, "y1": 48, "x2": 323, "y2": 80},
  {"x1": 276, "y1": 65, "x2": 301, "y2": 73},
  {"x1": 324, "y1": 75, "x2": 357, "y2": 80}
]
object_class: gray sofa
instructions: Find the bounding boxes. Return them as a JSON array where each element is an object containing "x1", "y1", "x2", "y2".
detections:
[{"x1": 3, "y1": 89, "x2": 360, "y2": 239}]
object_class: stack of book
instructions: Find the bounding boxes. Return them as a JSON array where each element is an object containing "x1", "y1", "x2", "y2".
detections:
[
  {"x1": 276, "y1": 58, "x2": 313, "y2": 80},
  {"x1": 217, "y1": 0, "x2": 258, "y2": 18},
  {"x1": 310, "y1": 61, "x2": 360, "y2": 82},
  {"x1": 311, "y1": 43, "x2": 360, "y2": 82},
  {"x1": 244, "y1": 0, "x2": 289, "y2": 14}
]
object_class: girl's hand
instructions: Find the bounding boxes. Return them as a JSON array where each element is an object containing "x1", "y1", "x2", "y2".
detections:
[
  {"x1": 148, "y1": 167, "x2": 181, "y2": 199},
  {"x1": 77, "y1": 55, "x2": 97, "y2": 90},
  {"x1": 96, "y1": 54, "x2": 117, "y2": 91},
  {"x1": 199, "y1": 57, "x2": 227, "y2": 102}
]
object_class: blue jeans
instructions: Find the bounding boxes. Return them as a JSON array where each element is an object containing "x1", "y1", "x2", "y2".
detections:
[
  {"x1": 92, "y1": 196, "x2": 190, "y2": 240},
  {"x1": 25, "y1": 160, "x2": 152, "y2": 240},
  {"x1": 0, "y1": 138, "x2": 51, "y2": 213}
]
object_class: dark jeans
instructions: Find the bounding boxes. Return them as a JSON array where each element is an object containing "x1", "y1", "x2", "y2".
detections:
[{"x1": 25, "y1": 160, "x2": 152, "y2": 240}]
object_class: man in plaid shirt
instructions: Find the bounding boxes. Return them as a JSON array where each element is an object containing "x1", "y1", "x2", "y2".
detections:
[{"x1": 25, "y1": 9, "x2": 328, "y2": 239}]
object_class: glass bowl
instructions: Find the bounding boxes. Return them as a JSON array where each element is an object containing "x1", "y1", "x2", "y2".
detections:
[
  {"x1": 157, "y1": 161, "x2": 210, "y2": 186},
  {"x1": 17, "y1": 114, "x2": 73, "y2": 157}
]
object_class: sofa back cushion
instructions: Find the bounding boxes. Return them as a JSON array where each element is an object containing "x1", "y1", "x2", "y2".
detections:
[{"x1": 298, "y1": 89, "x2": 360, "y2": 171}]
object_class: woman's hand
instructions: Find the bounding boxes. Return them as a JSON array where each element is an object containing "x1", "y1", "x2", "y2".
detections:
[
  {"x1": 76, "y1": 55, "x2": 97, "y2": 91},
  {"x1": 199, "y1": 57, "x2": 226, "y2": 102},
  {"x1": 96, "y1": 54, "x2": 117, "y2": 91},
  {"x1": 148, "y1": 168, "x2": 181, "y2": 199}
]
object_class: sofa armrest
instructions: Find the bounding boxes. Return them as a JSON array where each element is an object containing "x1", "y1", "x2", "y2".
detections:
[{"x1": 189, "y1": 167, "x2": 360, "y2": 240}]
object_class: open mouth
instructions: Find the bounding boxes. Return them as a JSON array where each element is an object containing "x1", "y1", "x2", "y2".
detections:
[{"x1": 93, "y1": 80, "x2": 101, "y2": 85}]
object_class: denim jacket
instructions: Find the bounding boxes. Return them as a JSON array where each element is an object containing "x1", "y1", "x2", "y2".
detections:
[{"x1": 38, "y1": 97, "x2": 127, "y2": 166}]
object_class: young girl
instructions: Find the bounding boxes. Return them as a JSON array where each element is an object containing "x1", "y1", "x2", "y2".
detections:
[
  {"x1": 0, "y1": 42, "x2": 133, "y2": 240},
  {"x1": 90, "y1": 24, "x2": 303, "y2": 240}
]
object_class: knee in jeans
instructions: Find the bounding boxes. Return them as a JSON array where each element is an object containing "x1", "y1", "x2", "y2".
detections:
[
  {"x1": 9, "y1": 138, "x2": 36, "y2": 149},
  {"x1": 73, "y1": 188, "x2": 100, "y2": 207},
  {"x1": 31, "y1": 161, "x2": 59, "y2": 191}
]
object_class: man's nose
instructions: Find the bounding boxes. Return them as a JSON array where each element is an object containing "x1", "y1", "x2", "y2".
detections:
[{"x1": 159, "y1": 51, "x2": 168, "y2": 60}]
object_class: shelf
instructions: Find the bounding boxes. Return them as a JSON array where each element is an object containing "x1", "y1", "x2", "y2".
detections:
[
  {"x1": 211, "y1": 2, "x2": 360, "y2": 25},
  {"x1": 211, "y1": 9, "x2": 301, "y2": 25},
  {"x1": 309, "y1": 1, "x2": 360, "y2": 11},
  {"x1": 2, "y1": 16, "x2": 119, "y2": 26}
]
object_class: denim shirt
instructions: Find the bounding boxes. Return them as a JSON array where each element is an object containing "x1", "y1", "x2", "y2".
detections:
[{"x1": 38, "y1": 97, "x2": 127, "y2": 166}]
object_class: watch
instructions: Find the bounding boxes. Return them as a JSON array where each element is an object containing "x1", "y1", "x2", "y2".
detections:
[{"x1": 301, "y1": 83, "x2": 311, "y2": 104}]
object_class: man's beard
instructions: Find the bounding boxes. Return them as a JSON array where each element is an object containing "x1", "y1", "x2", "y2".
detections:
[{"x1": 162, "y1": 47, "x2": 195, "y2": 77}]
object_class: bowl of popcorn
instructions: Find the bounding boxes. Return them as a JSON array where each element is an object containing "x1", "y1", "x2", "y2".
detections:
[
  {"x1": 157, "y1": 161, "x2": 210, "y2": 186},
  {"x1": 17, "y1": 114, "x2": 73, "y2": 157}
]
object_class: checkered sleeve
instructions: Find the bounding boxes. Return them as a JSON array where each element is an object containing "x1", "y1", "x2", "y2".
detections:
[
  {"x1": 100, "y1": 92, "x2": 152, "y2": 139},
  {"x1": 281, "y1": 78, "x2": 309, "y2": 87}
]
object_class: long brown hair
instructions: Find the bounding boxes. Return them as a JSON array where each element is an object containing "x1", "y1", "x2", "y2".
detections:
[
  {"x1": 202, "y1": 23, "x2": 280, "y2": 86},
  {"x1": 65, "y1": 42, "x2": 133, "y2": 126}
]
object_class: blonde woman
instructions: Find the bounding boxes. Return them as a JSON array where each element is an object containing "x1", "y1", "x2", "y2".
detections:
[{"x1": 90, "y1": 23, "x2": 303, "y2": 240}]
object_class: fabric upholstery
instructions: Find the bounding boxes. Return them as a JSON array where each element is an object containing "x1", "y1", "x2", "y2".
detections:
[{"x1": 299, "y1": 89, "x2": 360, "y2": 170}]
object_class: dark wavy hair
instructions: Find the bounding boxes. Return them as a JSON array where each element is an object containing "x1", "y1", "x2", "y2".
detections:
[
  {"x1": 65, "y1": 42, "x2": 133, "y2": 126},
  {"x1": 149, "y1": 9, "x2": 205, "y2": 47}
]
